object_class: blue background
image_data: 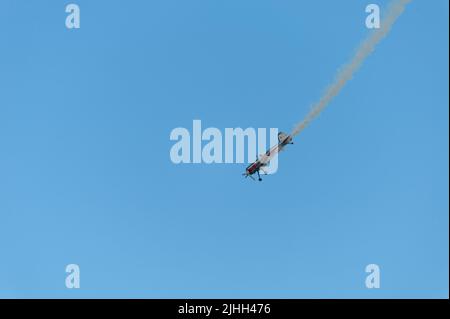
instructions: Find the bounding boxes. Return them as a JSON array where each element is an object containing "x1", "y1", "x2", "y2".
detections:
[{"x1": 0, "y1": 0, "x2": 448, "y2": 298}]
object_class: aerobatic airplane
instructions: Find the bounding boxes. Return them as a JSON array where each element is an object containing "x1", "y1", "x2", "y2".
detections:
[{"x1": 243, "y1": 132, "x2": 293, "y2": 181}]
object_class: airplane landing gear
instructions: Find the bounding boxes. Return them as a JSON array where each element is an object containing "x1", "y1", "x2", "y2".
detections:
[{"x1": 257, "y1": 170, "x2": 262, "y2": 182}]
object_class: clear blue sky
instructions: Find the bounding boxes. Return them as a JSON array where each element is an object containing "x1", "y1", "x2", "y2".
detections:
[{"x1": 0, "y1": 0, "x2": 448, "y2": 298}]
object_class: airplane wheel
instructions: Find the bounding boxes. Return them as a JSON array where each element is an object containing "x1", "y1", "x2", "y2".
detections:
[{"x1": 258, "y1": 178, "x2": 262, "y2": 182}]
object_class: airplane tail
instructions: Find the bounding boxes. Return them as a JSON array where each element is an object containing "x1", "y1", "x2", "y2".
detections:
[
  {"x1": 278, "y1": 132, "x2": 289, "y2": 143},
  {"x1": 278, "y1": 131, "x2": 293, "y2": 145}
]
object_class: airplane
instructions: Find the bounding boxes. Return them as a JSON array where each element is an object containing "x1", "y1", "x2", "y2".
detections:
[{"x1": 243, "y1": 132, "x2": 293, "y2": 181}]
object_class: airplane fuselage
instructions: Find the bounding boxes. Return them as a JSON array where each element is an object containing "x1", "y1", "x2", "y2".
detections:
[
  {"x1": 245, "y1": 161, "x2": 264, "y2": 176},
  {"x1": 243, "y1": 132, "x2": 293, "y2": 181}
]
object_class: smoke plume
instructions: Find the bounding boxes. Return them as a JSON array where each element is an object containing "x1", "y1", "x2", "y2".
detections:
[{"x1": 291, "y1": 0, "x2": 412, "y2": 137}]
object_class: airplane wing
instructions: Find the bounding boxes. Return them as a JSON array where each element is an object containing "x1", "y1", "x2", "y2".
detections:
[{"x1": 259, "y1": 143, "x2": 285, "y2": 164}]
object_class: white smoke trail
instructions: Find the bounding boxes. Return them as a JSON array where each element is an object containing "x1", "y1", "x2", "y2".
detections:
[{"x1": 291, "y1": 0, "x2": 412, "y2": 137}]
